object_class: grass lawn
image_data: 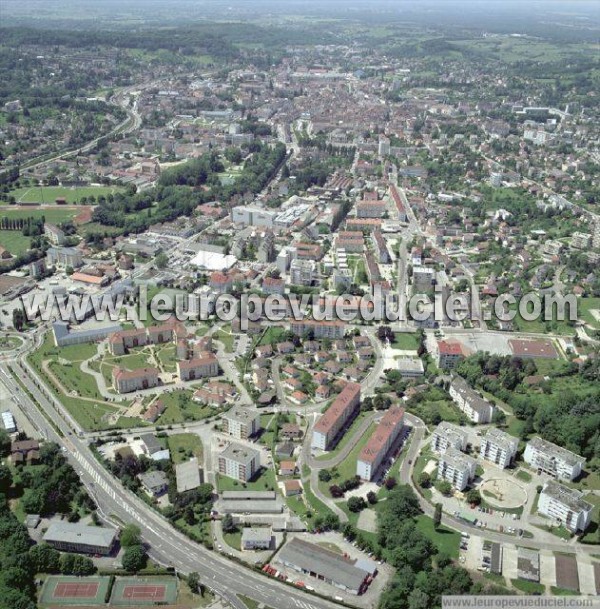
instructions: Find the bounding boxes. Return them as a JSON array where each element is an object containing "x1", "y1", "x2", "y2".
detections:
[
  {"x1": 0, "y1": 335, "x2": 23, "y2": 351},
  {"x1": 534, "y1": 524, "x2": 572, "y2": 540},
  {"x1": 319, "y1": 422, "x2": 376, "y2": 498},
  {"x1": 0, "y1": 207, "x2": 79, "y2": 224},
  {"x1": 155, "y1": 343, "x2": 177, "y2": 372},
  {"x1": 392, "y1": 333, "x2": 419, "y2": 350},
  {"x1": 168, "y1": 433, "x2": 203, "y2": 464},
  {"x1": 578, "y1": 297, "x2": 600, "y2": 330},
  {"x1": 216, "y1": 467, "x2": 277, "y2": 493},
  {"x1": 213, "y1": 328, "x2": 234, "y2": 353},
  {"x1": 550, "y1": 586, "x2": 580, "y2": 596},
  {"x1": 515, "y1": 469, "x2": 532, "y2": 483},
  {"x1": 510, "y1": 579, "x2": 545, "y2": 594},
  {"x1": 0, "y1": 230, "x2": 32, "y2": 256},
  {"x1": 257, "y1": 413, "x2": 277, "y2": 449},
  {"x1": 223, "y1": 530, "x2": 242, "y2": 551},
  {"x1": 156, "y1": 390, "x2": 215, "y2": 425},
  {"x1": 483, "y1": 572, "x2": 507, "y2": 587},
  {"x1": 414, "y1": 514, "x2": 460, "y2": 558},
  {"x1": 316, "y1": 412, "x2": 369, "y2": 462},
  {"x1": 8, "y1": 185, "x2": 123, "y2": 204},
  {"x1": 258, "y1": 326, "x2": 288, "y2": 346}
]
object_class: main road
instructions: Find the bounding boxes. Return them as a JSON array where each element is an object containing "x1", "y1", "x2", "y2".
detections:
[{"x1": 0, "y1": 357, "x2": 344, "y2": 609}]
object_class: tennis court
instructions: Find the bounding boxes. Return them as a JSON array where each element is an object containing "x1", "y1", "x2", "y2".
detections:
[
  {"x1": 110, "y1": 577, "x2": 178, "y2": 606},
  {"x1": 39, "y1": 576, "x2": 110, "y2": 606}
]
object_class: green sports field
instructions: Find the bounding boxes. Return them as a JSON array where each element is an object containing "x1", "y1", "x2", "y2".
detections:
[
  {"x1": 6, "y1": 185, "x2": 123, "y2": 204},
  {"x1": 110, "y1": 576, "x2": 178, "y2": 606},
  {"x1": 39, "y1": 575, "x2": 111, "y2": 606}
]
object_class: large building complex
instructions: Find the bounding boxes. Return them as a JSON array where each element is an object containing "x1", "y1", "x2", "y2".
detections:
[
  {"x1": 537, "y1": 481, "x2": 593, "y2": 533},
  {"x1": 356, "y1": 406, "x2": 404, "y2": 481},
  {"x1": 480, "y1": 428, "x2": 518, "y2": 469},
  {"x1": 43, "y1": 523, "x2": 118, "y2": 556},
  {"x1": 437, "y1": 447, "x2": 477, "y2": 491},
  {"x1": 311, "y1": 382, "x2": 361, "y2": 451},
  {"x1": 222, "y1": 408, "x2": 261, "y2": 440},
  {"x1": 449, "y1": 377, "x2": 495, "y2": 424},
  {"x1": 524, "y1": 437, "x2": 585, "y2": 481},
  {"x1": 276, "y1": 538, "x2": 372, "y2": 595},
  {"x1": 431, "y1": 421, "x2": 468, "y2": 454},
  {"x1": 112, "y1": 367, "x2": 159, "y2": 394},
  {"x1": 218, "y1": 443, "x2": 260, "y2": 482}
]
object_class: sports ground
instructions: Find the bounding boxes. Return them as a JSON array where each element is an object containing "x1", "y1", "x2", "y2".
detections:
[{"x1": 39, "y1": 575, "x2": 178, "y2": 607}]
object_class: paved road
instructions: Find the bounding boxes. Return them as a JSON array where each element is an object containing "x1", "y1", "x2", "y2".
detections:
[{"x1": 0, "y1": 358, "x2": 346, "y2": 609}]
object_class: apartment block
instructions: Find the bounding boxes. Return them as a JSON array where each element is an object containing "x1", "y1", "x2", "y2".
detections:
[
  {"x1": 437, "y1": 340, "x2": 467, "y2": 370},
  {"x1": 437, "y1": 447, "x2": 477, "y2": 491},
  {"x1": 356, "y1": 406, "x2": 404, "y2": 480},
  {"x1": 480, "y1": 428, "x2": 518, "y2": 469},
  {"x1": 290, "y1": 320, "x2": 345, "y2": 340},
  {"x1": 223, "y1": 408, "x2": 261, "y2": 440},
  {"x1": 177, "y1": 353, "x2": 219, "y2": 381},
  {"x1": 218, "y1": 443, "x2": 260, "y2": 482},
  {"x1": 524, "y1": 436, "x2": 585, "y2": 481},
  {"x1": 449, "y1": 377, "x2": 495, "y2": 424},
  {"x1": 290, "y1": 259, "x2": 316, "y2": 286},
  {"x1": 112, "y1": 367, "x2": 159, "y2": 394},
  {"x1": 311, "y1": 382, "x2": 361, "y2": 451},
  {"x1": 538, "y1": 480, "x2": 593, "y2": 533},
  {"x1": 431, "y1": 421, "x2": 468, "y2": 454}
]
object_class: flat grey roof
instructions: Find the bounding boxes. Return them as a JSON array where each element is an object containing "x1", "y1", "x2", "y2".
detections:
[
  {"x1": 43, "y1": 522, "x2": 117, "y2": 549},
  {"x1": 483, "y1": 428, "x2": 519, "y2": 452},
  {"x1": 175, "y1": 458, "x2": 202, "y2": 493},
  {"x1": 220, "y1": 442, "x2": 260, "y2": 465},
  {"x1": 528, "y1": 436, "x2": 585, "y2": 467},
  {"x1": 221, "y1": 491, "x2": 276, "y2": 500},
  {"x1": 241, "y1": 527, "x2": 273, "y2": 543},
  {"x1": 276, "y1": 538, "x2": 368, "y2": 592},
  {"x1": 541, "y1": 480, "x2": 593, "y2": 513}
]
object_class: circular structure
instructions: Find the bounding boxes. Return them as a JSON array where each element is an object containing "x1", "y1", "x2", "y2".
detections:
[
  {"x1": 479, "y1": 477, "x2": 528, "y2": 509},
  {"x1": 0, "y1": 335, "x2": 23, "y2": 352}
]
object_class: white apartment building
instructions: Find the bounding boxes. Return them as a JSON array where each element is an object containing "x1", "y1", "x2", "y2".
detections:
[
  {"x1": 223, "y1": 408, "x2": 261, "y2": 440},
  {"x1": 431, "y1": 421, "x2": 468, "y2": 454},
  {"x1": 538, "y1": 481, "x2": 593, "y2": 533},
  {"x1": 232, "y1": 206, "x2": 276, "y2": 228},
  {"x1": 218, "y1": 443, "x2": 260, "y2": 482},
  {"x1": 524, "y1": 436, "x2": 585, "y2": 481},
  {"x1": 356, "y1": 407, "x2": 404, "y2": 481},
  {"x1": 480, "y1": 428, "x2": 518, "y2": 469},
  {"x1": 449, "y1": 377, "x2": 495, "y2": 424},
  {"x1": 437, "y1": 448, "x2": 477, "y2": 491},
  {"x1": 290, "y1": 259, "x2": 315, "y2": 286}
]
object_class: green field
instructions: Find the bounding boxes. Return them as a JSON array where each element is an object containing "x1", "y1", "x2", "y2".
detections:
[
  {"x1": 0, "y1": 207, "x2": 80, "y2": 224},
  {"x1": 168, "y1": 433, "x2": 203, "y2": 464},
  {"x1": 510, "y1": 579, "x2": 545, "y2": 594},
  {"x1": 7, "y1": 185, "x2": 123, "y2": 204},
  {"x1": 0, "y1": 230, "x2": 32, "y2": 256},
  {"x1": 578, "y1": 297, "x2": 600, "y2": 330},
  {"x1": 392, "y1": 332, "x2": 419, "y2": 350},
  {"x1": 414, "y1": 514, "x2": 460, "y2": 558},
  {"x1": 216, "y1": 467, "x2": 276, "y2": 492},
  {"x1": 155, "y1": 389, "x2": 216, "y2": 425}
]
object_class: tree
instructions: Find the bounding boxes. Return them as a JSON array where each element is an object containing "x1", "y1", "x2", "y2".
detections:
[
  {"x1": 154, "y1": 252, "x2": 168, "y2": 269},
  {"x1": 0, "y1": 465, "x2": 12, "y2": 493},
  {"x1": 29, "y1": 543, "x2": 60, "y2": 574},
  {"x1": 318, "y1": 469, "x2": 332, "y2": 482},
  {"x1": 12, "y1": 307, "x2": 25, "y2": 331},
  {"x1": 221, "y1": 513, "x2": 237, "y2": 534},
  {"x1": 384, "y1": 476, "x2": 397, "y2": 490},
  {"x1": 329, "y1": 485, "x2": 344, "y2": 498},
  {"x1": 187, "y1": 572, "x2": 201, "y2": 595},
  {"x1": 434, "y1": 503, "x2": 442, "y2": 530},
  {"x1": 120, "y1": 524, "x2": 141, "y2": 548},
  {"x1": 418, "y1": 472, "x2": 431, "y2": 488},
  {"x1": 347, "y1": 496, "x2": 367, "y2": 513},
  {"x1": 367, "y1": 491, "x2": 378, "y2": 505},
  {"x1": 0, "y1": 429, "x2": 10, "y2": 457},
  {"x1": 436, "y1": 480, "x2": 453, "y2": 496},
  {"x1": 465, "y1": 489, "x2": 482, "y2": 505},
  {"x1": 121, "y1": 544, "x2": 147, "y2": 572}
]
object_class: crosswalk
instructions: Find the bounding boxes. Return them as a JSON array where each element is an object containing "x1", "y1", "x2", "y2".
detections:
[{"x1": 292, "y1": 598, "x2": 318, "y2": 609}]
